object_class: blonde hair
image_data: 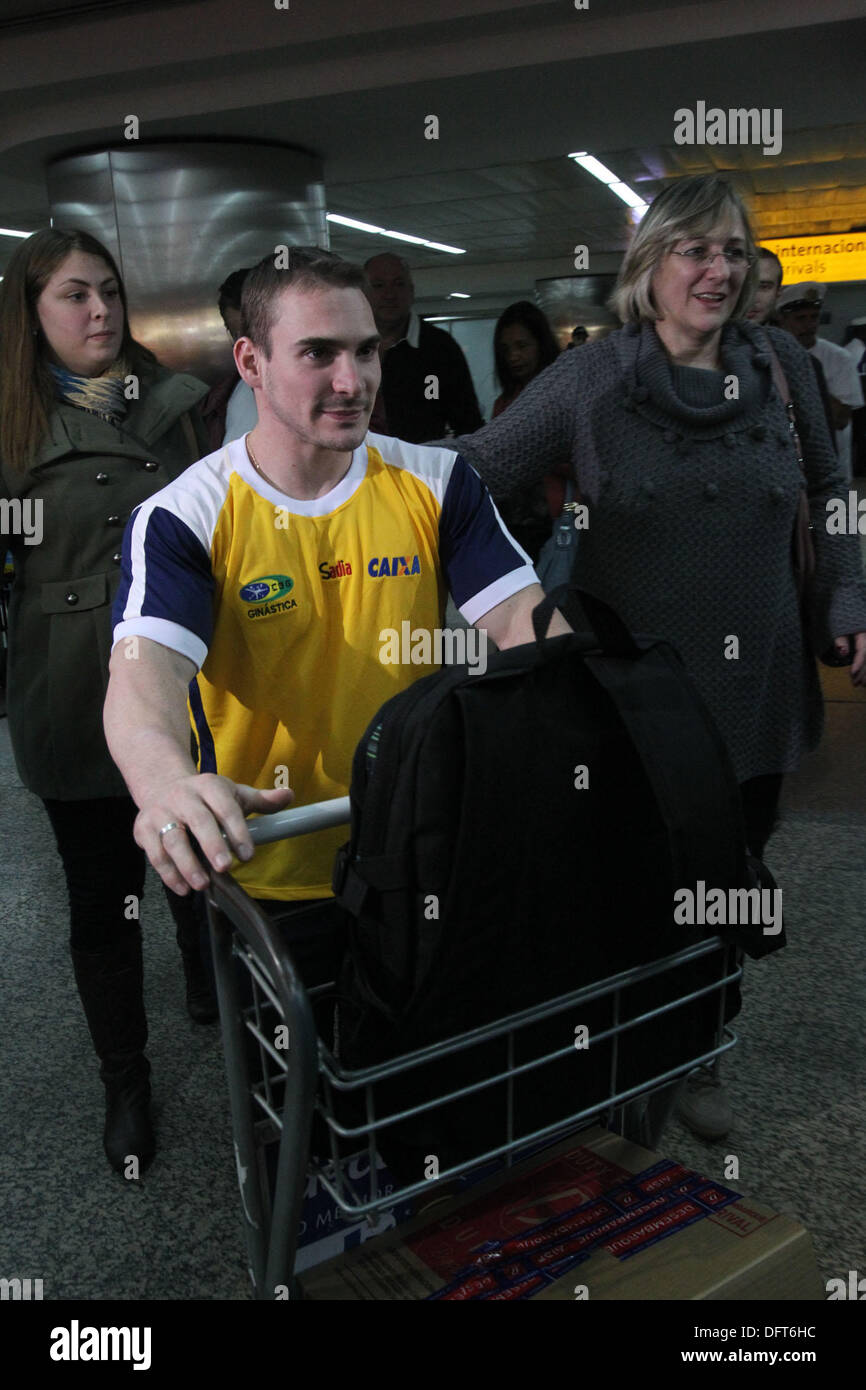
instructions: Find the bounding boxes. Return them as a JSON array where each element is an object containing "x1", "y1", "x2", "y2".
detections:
[{"x1": 610, "y1": 175, "x2": 759, "y2": 326}]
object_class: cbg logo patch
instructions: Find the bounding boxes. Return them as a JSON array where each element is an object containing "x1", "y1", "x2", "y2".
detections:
[
  {"x1": 239, "y1": 574, "x2": 294, "y2": 604},
  {"x1": 239, "y1": 574, "x2": 297, "y2": 619}
]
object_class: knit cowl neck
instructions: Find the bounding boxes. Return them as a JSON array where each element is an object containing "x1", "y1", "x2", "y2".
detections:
[{"x1": 626, "y1": 322, "x2": 769, "y2": 427}]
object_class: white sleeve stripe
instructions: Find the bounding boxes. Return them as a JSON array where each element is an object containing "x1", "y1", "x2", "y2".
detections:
[
  {"x1": 459, "y1": 566, "x2": 539, "y2": 626},
  {"x1": 112, "y1": 617, "x2": 208, "y2": 672}
]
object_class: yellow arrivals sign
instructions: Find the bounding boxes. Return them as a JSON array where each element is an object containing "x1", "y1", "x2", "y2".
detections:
[{"x1": 762, "y1": 234, "x2": 866, "y2": 285}]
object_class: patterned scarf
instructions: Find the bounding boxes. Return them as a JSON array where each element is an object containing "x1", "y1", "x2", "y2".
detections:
[{"x1": 50, "y1": 357, "x2": 130, "y2": 426}]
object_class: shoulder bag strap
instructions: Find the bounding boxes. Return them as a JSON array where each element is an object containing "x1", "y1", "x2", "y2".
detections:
[{"x1": 764, "y1": 341, "x2": 806, "y2": 479}]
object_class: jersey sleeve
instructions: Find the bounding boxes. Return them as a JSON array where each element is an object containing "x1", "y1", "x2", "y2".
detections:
[
  {"x1": 112, "y1": 501, "x2": 215, "y2": 670},
  {"x1": 439, "y1": 453, "x2": 538, "y2": 624}
]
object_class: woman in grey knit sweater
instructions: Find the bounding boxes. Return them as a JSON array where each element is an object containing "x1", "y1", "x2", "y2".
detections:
[
  {"x1": 448, "y1": 174, "x2": 866, "y2": 1141},
  {"x1": 451, "y1": 175, "x2": 866, "y2": 851}
]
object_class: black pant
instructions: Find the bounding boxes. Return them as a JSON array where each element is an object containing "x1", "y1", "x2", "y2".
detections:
[
  {"x1": 42, "y1": 794, "x2": 204, "y2": 953},
  {"x1": 43, "y1": 796, "x2": 146, "y2": 952},
  {"x1": 256, "y1": 898, "x2": 346, "y2": 993},
  {"x1": 739, "y1": 773, "x2": 784, "y2": 860}
]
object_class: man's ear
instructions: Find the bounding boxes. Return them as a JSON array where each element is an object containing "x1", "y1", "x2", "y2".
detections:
[{"x1": 234, "y1": 335, "x2": 263, "y2": 388}]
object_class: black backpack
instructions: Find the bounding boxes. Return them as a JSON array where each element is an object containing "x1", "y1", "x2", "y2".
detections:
[{"x1": 332, "y1": 589, "x2": 783, "y2": 1179}]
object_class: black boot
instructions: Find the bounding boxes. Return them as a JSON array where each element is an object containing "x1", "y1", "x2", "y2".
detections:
[
  {"x1": 71, "y1": 932, "x2": 156, "y2": 1174},
  {"x1": 166, "y1": 888, "x2": 219, "y2": 1024}
]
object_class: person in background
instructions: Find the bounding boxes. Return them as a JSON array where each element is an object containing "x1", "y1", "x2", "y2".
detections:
[
  {"x1": 0, "y1": 228, "x2": 213, "y2": 1176},
  {"x1": 843, "y1": 318, "x2": 866, "y2": 476},
  {"x1": 440, "y1": 174, "x2": 866, "y2": 1143},
  {"x1": 567, "y1": 325, "x2": 589, "y2": 348},
  {"x1": 490, "y1": 301, "x2": 561, "y2": 559},
  {"x1": 776, "y1": 281, "x2": 864, "y2": 480},
  {"x1": 200, "y1": 266, "x2": 258, "y2": 450},
  {"x1": 363, "y1": 252, "x2": 483, "y2": 442},
  {"x1": 747, "y1": 249, "x2": 836, "y2": 444},
  {"x1": 492, "y1": 301, "x2": 560, "y2": 417}
]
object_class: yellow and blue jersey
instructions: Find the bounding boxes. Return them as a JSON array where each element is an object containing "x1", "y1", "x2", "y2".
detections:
[{"x1": 112, "y1": 432, "x2": 536, "y2": 899}]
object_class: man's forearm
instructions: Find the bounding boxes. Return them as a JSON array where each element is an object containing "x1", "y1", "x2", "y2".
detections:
[{"x1": 104, "y1": 639, "x2": 198, "y2": 808}]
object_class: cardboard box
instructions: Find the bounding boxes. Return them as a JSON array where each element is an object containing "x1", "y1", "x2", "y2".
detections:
[
  {"x1": 293, "y1": 1152, "x2": 415, "y2": 1273},
  {"x1": 299, "y1": 1126, "x2": 823, "y2": 1300}
]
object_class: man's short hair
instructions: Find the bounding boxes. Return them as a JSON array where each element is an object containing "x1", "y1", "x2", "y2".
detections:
[
  {"x1": 757, "y1": 247, "x2": 783, "y2": 285},
  {"x1": 217, "y1": 267, "x2": 253, "y2": 325},
  {"x1": 241, "y1": 247, "x2": 367, "y2": 356}
]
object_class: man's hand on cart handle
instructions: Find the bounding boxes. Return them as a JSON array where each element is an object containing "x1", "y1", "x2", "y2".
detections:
[{"x1": 133, "y1": 774, "x2": 294, "y2": 895}]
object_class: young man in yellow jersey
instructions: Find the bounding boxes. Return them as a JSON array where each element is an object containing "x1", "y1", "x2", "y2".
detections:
[{"x1": 105, "y1": 248, "x2": 566, "y2": 981}]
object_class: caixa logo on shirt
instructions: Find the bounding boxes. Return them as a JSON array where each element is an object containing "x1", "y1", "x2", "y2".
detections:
[
  {"x1": 238, "y1": 574, "x2": 298, "y2": 618},
  {"x1": 367, "y1": 555, "x2": 421, "y2": 578}
]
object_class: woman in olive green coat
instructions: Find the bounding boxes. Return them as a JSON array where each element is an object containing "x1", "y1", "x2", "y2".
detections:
[{"x1": 0, "y1": 227, "x2": 210, "y2": 1173}]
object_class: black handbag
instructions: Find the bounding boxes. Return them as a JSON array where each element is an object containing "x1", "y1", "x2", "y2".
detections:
[{"x1": 534, "y1": 477, "x2": 580, "y2": 593}]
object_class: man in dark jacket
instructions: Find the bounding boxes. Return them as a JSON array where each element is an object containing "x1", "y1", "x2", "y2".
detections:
[{"x1": 364, "y1": 253, "x2": 484, "y2": 442}]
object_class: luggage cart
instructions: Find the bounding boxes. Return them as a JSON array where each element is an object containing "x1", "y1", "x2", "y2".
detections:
[{"x1": 207, "y1": 799, "x2": 741, "y2": 1300}]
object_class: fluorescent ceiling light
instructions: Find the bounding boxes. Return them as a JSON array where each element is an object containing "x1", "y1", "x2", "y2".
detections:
[
  {"x1": 447, "y1": 292, "x2": 470, "y2": 299},
  {"x1": 0, "y1": 226, "x2": 31, "y2": 238},
  {"x1": 425, "y1": 315, "x2": 459, "y2": 321},
  {"x1": 608, "y1": 182, "x2": 647, "y2": 210},
  {"x1": 569, "y1": 152, "x2": 619, "y2": 184},
  {"x1": 568, "y1": 152, "x2": 648, "y2": 214},
  {"x1": 327, "y1": 213, "x2": 465, "y2": 255}
]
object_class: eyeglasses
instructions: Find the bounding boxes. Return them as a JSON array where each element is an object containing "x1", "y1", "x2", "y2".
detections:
[{"x1": 670, "y1": 247, "x2": 755, "y2": 270}]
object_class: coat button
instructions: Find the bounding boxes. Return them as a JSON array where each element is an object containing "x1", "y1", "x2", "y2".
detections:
[
  {"x1": 704, "y1": 482, "x2": 719, "y2": 500},
  {"x1": 642, "y1": 480, "x2": 656, "y2": 496},
  {"x1": 663, "y1": 429, "x2": 677, "y2": 444},
  {"x1": 95, "y1": 471, "x2": 109, "y2": 483},
  {"x1": 770, "y1": 485, "x2": 785, "y2": 502},
  {"x1": 751, "y1": 424, "x2": 767, "y2": 440},
  {"x1": 65, "y1": 591, "x2": 79, "y2": 605},
  {"x1": 143, "y1": 460, "x2": 159, "y2": 472},
  {"x1": 632, "y1": 386, "x2": 649, "y2": 403},
  {"x1": 107, "y1": 514, "x2": 122, "y2": 526},
  {"x1": 753, "y1": 352, "x2": 771, "y2": 369},
  {"x1": 723, "y1": 433, "x2": 736, "y2": 448},
  {"x1": 112, "y1": 552, "x2": 122, "y2": 565}
]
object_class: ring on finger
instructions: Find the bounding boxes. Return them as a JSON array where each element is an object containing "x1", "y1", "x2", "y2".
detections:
[{"x1": 158, "y1": 821, "x2": 184, "y2": 840}]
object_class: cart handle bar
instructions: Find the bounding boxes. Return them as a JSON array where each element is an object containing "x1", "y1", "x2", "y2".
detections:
[{"x1": 245, "y1": 796, "x2": 351, "y2": 846}]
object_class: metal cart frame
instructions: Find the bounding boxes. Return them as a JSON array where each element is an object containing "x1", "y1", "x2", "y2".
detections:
[{"x1": 207, "y1": 799, "x2": 741, "y2": 1300}]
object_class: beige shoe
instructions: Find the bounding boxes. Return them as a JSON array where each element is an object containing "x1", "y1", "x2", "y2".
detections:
[{"x1": 676, "y1": 1065, "x2": 733, "y2": 1140}]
